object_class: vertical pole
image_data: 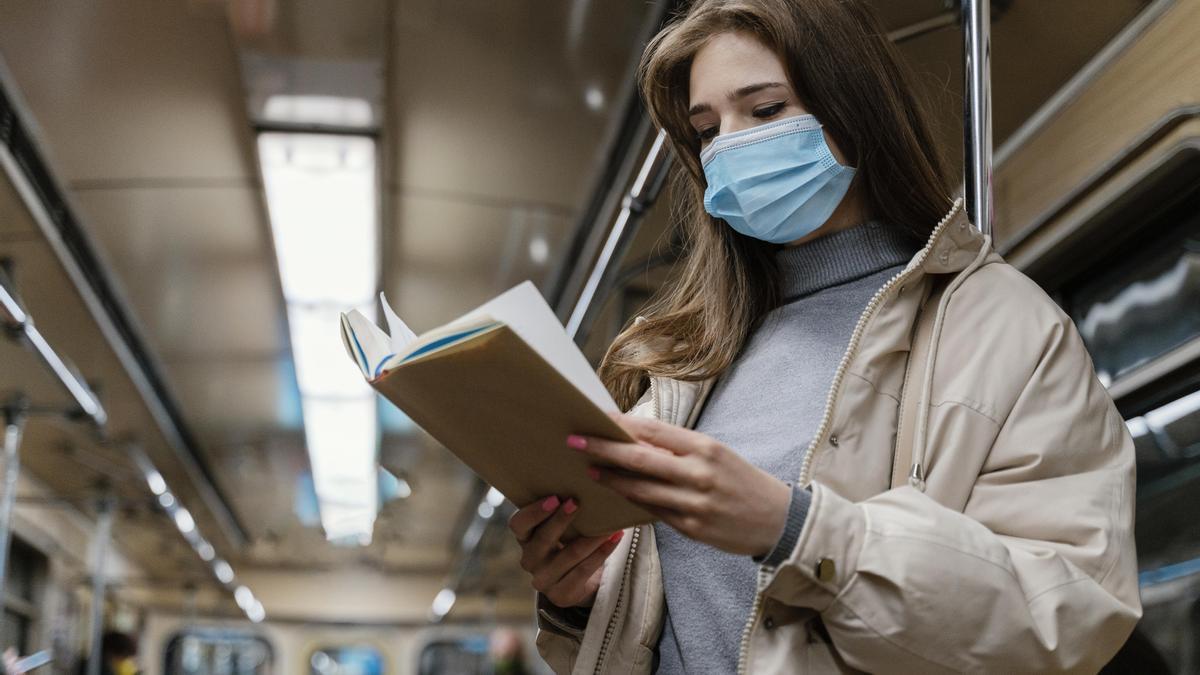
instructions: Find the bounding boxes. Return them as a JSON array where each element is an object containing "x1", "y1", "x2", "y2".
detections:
[
  {"x1": 962, "y1": 0, "x2": 994, "y2": 237},
  {"x1": 0, "y1": 404, "x2": 26, "y2": 606},
  {"x1": 87, "y1": 493, "x2": 115, "y2": 675}
]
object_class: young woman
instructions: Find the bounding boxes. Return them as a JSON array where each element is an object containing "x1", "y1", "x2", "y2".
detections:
[{"x1": 508, "y1": 1, "x2": 1140, "y2": 672}]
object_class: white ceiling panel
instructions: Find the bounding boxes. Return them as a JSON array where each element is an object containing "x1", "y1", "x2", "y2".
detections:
[
  {"x1": 110, "y1": 259, "x2": 281, "y2": 359},
  {"x1": 389, "y1": 0, "x2": 654, "y2": 209},
  {"x1": 165, "y1": 358, "x2": 296, "y2": 436},
  {"x1": 71, "y1": 187, "x2": 269, "y2": 262},
  {"x1": 385, "y1": 265, "x2": 500, "y2": 333},
  {"x1": 392, "y1": 192, "x2": 571, "y2": 289},
  {"x1": 0, "y1": 1, "x2": 255, "y2": 182}
]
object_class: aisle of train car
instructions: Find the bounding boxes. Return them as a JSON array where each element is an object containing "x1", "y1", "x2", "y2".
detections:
[{"x1": 0, "y1": 1, "x2": 1198, "y2": 673}]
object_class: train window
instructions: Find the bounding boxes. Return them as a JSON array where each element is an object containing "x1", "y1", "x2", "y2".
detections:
[
  {"x1": 1048, "y1": 155, "x2": 1200, "y2": 671},
  {"x1": 309, "y1": 645, "x2": 385, "y2": 675},
  {"x1": 1, "y1": 537, "x2": 47, "y2": 654},
  {"x1": 416, "y1": 635, "x2": 491, "y2": 675},
  {"x1": 1125, "y1": 385, "x2": 1200, "y2": 671},
  {"x1": 1060, "y1": 189, "x2": 1200, "y2": 387},
  {"x1": 164, "y1": 630, "x2": 273, "y2": 675}
]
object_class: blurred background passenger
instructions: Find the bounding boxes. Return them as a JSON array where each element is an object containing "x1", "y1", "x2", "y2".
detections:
[
  {"x1": 488, "y1": 628, "x2": 529, "y2": 675},
  {"x1": 76, "y1": 632, "x2": 139, "y2": 675}
]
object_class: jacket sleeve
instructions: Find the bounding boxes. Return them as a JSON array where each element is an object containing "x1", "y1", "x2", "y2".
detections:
[
  {"x1": 533, "y1": 384, "x2": 658, "y2": 674},
  {"x1": 760, "y1": 293, "x2": 1141, "y2": 672},
  {"x1": 534, "y1": 594, "x2": 589, "y2": 674}
]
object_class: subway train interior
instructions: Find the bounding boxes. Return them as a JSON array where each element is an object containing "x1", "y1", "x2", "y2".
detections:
[{"x1": 0, "y1": 0, "x2": 1198, "y2": 673}]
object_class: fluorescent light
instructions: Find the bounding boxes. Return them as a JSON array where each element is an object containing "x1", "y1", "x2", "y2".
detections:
[
  {"x1": 196, "y1": 540, "x2": 216, "y2": 562},
  {"x1": 431, "y1": 588, "x2": 456, "y2": 618},
  {"x1": 290, "y1": 303, "x2": 373, "y2": 397},
  {"x1": 529, "y1": 235, "x2": 549, "y2": 264},
  {"x1": 259, "y1": 133, "x2": 377, "y2": 304},
  {"x1": 248, "y1": 600, "x2": 266, "y2": 623},
  {"x1": 146, "y1": 470, "x2": 167, "y2": 496},
  {"x1": 263, "y1": 95, "x2": 373, "y2": 128},
  {"x1": 477, "y1": 503, "x2": 495, "y2": 519},
  {"x1": 259, "y1": 131, "x2": 381, "y2": 543},
  {"x1": 585, "y1": 84, "x2": 605, "y2": 111},
  {"x1": 132, "y1": 448, "x2": 262, "y2": 623},
  {"x1": 213, "y1": 560, "x2": 235, "y2": 585},
  {"x1": 485, "y1": 487, "x2": 505, "y2": 507},
  {"x1": 234, "y1": 585, "x2": 254, "y2": 610},
  {"x1": 303, "y1": 398, "x2": 378, "y2": 541},
  {"x1": 174, "y1": 508, "x2": 196, "y2": 534}
]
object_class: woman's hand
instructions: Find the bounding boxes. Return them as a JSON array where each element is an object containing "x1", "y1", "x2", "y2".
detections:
[
  {"x1": 508, "y1": 495, "x2": 624, "y2": 609},
  {"x1": 569, "y1": 413, "x2": 792, "y2": 557},
  {"x1": 3, "y1": 648, "x2": 25, "y2": 675}
]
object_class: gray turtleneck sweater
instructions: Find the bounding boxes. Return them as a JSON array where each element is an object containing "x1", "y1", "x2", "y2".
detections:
[{"x1": 653, "y1": 220, "x2": 920, "y2": 674}]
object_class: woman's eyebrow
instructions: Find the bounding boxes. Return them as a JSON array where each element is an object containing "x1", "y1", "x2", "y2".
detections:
[
  {"x1": 688, "y1": 81, "x2": 789, "y2": 117},
  {"x1": 731, "y1": 81, "x2": 788, "y2": 99}
]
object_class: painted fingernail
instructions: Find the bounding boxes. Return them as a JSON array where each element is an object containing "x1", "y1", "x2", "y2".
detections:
[
  {"x1": 541, "y1": 495, "x2": 560, "y2": 512},
  {"x1": 563, "y1": 498, "x2": 578, "y2": 514},
  {"x1": 566, "y1": 434, "x2": 587, "y2": 450},
  {"x1": 608, "y1": 531, "x2": 624, "y2": 544},
  {"x1": 586, "y1": 467, "x2": 601, "y2": 480}
]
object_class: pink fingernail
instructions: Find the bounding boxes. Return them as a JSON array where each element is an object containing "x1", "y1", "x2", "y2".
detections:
[
  {"x1": 586, "y1": 467, "x2": 601, "y2": 480},
  {"x1": 541, "y1": 495, "x2": 560, "y2": 512},
  {"x1": 608, "y1": 531, "x2": 624, "y2": 544},
  {"x1": 563, "y1": 498, "x2": 578, "y2": 514},
  {"x1": 566, "y1": 434, "x2": 587, "y2": 450}
]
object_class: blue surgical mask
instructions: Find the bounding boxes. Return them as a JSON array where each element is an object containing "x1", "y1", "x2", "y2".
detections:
[{"x1": 701, "y1": 114, "x2": 855, "y2": 244}]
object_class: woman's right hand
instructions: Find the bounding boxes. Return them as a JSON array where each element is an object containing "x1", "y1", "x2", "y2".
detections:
[{"x1": 508, "y1": 495, "x2": 624, "y2": 609}]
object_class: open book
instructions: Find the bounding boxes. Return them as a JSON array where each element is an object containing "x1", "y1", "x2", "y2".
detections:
[{"x1": 340, "y1": 281, "x2": 655, "y2": 537}]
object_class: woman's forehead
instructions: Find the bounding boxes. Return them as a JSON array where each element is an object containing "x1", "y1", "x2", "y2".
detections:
[{"x1": 689, "y1": 32, "x2": 790, "y2": 108}]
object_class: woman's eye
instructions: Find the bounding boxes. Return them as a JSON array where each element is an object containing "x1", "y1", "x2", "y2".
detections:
[
  {"x1": 753, "y1": 102, "x2": 785, "y2": 118},
  {"x1": 696, "y1": 127, "x2": 719, "y2": 143}
]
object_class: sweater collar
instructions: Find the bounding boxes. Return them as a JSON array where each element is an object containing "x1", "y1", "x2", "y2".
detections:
[{"x1": 775, "y1": 219, "x2": 921, "y2": 300}]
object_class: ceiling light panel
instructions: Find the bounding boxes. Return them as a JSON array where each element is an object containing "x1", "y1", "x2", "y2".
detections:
[{"x1": 258, "y1": 131, "x2": 381, "y2": 543}]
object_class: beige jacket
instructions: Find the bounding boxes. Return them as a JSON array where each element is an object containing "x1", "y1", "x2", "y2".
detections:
[{"x1": 535, "y1": 199, "x2": 1141, "y2": 673}]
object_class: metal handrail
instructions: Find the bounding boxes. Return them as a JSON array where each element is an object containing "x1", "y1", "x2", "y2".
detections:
[
  {"x1": 1, "y1": 265, "x2": 107, "y2": 608},
  {"x1": 963, "y1": 0, "x2": 994, "y2": 236},
  {"x1": 0, "y1": 266, "x2": 107, "y2": 426}
]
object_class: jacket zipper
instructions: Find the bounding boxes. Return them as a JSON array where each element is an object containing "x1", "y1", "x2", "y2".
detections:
[
  {"x1": 593, "y1": 525, "x2": 642, "y2": 673},
  {"x1": 592, "y1": 377, "x2": 659, "y2": 673},
  {"x1": 735, "y1": 199, "x2": 963, "y2": 674}
]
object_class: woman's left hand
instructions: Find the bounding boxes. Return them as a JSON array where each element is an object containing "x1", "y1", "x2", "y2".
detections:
[{"x1": 569, "y1": 413, "x2": 792, "y2": 557}]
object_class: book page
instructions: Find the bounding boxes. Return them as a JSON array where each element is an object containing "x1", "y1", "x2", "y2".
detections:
[
  {"x1": 458, "y1": 281, "x2": 618, "y2": 412},
  {"x1": 340, "y1": 310, "x2": 392, "y2": 377},
  {"x1": 380, "y1": 291, "x2": 418, "y2": 352}
]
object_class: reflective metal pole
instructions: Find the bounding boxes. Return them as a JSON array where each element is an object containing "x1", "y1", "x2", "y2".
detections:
[
  {"x1": 87, "y1": 494, "x2": 115, "y2": 675},
  {"x1": 0, "y1": 404, "x2": 26, "y2": 605},
  {"x1": 566, "y1": 129, "x2": 672, "y2": 340},
  {"x1": 963, "y1": 0, "x2": 994, "y2": 237}
]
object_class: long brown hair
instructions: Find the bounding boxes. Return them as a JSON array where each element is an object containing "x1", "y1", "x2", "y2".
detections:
[{"x1": 599, "y1": 0, "x2": 954, "y2": 410}]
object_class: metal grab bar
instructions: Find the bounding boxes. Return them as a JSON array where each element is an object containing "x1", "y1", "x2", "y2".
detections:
[
  {"x1": 0, "y1": 265, "x2": 107, "y2": 426},
  {"x1": 0, "y1": 263, "x2": 107, "y2": 621},
  {"x1": 963, "y1": 0, "x2": 994, "y2": 236}
]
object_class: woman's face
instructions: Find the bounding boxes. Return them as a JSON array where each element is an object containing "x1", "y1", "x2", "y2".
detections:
[{"x1": 688, "y1": 31, "x2": 848, "y2": 166}]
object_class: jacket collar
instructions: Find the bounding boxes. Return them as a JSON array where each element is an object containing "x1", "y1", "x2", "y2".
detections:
[
  {"x1": 912, "y1": 198, "x2": 985, "y2": 275},
  {"x1": 644, "y1": 198, "x2": 981, "y2": 423}
]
